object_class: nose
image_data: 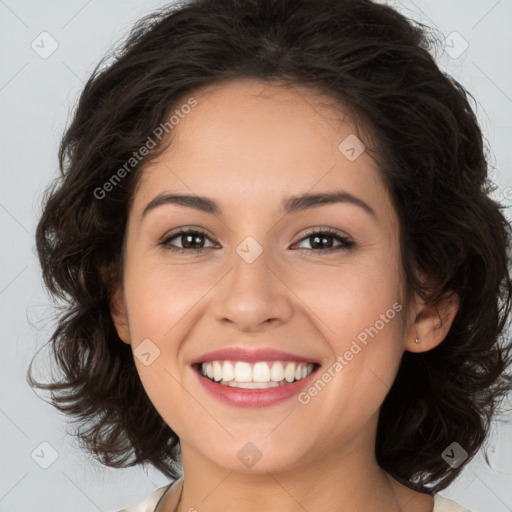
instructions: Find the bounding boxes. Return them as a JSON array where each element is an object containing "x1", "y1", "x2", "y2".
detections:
[{"x1": 211, "y1": 243, "x2": 294, "y2": 332}]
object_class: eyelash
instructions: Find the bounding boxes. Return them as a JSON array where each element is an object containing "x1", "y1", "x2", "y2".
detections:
[{"x1": 159, "y1": 227, "x2": 355, "y2": 254}]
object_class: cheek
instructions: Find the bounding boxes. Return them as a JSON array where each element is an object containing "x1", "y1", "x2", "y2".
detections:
[
  {"x1": 293, "y1": 251, "x2": 405, "y2": 410},
  {"x1": 122, "y1": 257, "x2": 223, "y2": 418},
  {"x1": 292, "y1": 250, "x2": 403, "y2": 343},
  {"x1": 123, "y1": 255, "x2": 215, "y2": 341}
]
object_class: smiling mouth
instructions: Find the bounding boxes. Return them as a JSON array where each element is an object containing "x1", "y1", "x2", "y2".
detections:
[{"x1": 194, "y1": 360, "x2": 319, "y2": 389}]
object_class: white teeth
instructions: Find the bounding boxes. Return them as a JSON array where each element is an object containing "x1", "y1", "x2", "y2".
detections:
[
  {"x1": 270, "y1": 362, "x2": 284, "y2": 382},
  {"x1": 284, "y1": 362, "x2": 295, "y2": 383},
  {"x1": 253, "y1": 362, "x2": 271, "y2": 382},
  {"x1": 212, "y1": 361, "x2": 223, "y2": 382},
  {"x1": 228, "y1": 381, "x2": 280, "y2": 388},
  {"x1": 234, "y1": 362, "x2": 252, "y2": 382},
  {"x1": 199, "y1": 360, "x2": 315, "y2": 387},
  {"x1": 223, "y1": 361, "x2": 234, "y2": 381}
]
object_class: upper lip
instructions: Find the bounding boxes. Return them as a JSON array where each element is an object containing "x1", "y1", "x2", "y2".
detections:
[{"x1": 190, "y1": 347, "x2": 320, "y2": 365}]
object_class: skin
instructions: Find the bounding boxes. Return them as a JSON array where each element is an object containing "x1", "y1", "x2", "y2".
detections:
[{"x1": 111, "y1": 78, "x2": 459, "y2": 512}]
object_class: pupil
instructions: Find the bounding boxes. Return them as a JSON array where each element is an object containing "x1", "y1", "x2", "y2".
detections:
[
  {"x1": 184, "y1": 233, "x2": 203, "y2": 248},
  {"x1": 312, "y1": 235, "x2": 332, "y2": 249}
]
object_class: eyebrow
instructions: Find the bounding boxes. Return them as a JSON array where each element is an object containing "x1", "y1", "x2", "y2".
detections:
[{"x1": 141, "y1": 190, "x2": 377, "y2": 220}]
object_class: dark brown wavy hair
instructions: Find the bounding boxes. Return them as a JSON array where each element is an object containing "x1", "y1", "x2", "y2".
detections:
[{"x1": 29, "y1": 0, "x2": 512, "y2": 493}]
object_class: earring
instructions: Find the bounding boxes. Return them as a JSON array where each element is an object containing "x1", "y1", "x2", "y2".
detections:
[{"x1": 414, "y1": 337, "x2": 421, "y2": 344}]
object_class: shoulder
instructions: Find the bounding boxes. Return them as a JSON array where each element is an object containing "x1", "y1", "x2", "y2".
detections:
[
  {"x1": 433, "y1": 493, "x2": 471, "y2": 512},
  {"x1": 117, "y1": 485, "x2": 170, "y2": 512}
]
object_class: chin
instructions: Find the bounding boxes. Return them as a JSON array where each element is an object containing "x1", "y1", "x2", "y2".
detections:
[{"x1": 192, "y1": 438, "x2": 312, "y2": 475}]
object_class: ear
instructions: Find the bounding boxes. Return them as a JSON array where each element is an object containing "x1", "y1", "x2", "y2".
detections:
[
  {"x1": 110, "y1": 284, "x2": 131, "y2": 345},
  {"x1": 405, "y1": 290, "x2": 459, "y2": 353}
]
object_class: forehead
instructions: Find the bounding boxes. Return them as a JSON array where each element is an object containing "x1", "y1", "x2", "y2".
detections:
[
  {"x1": 168, "y1": 77, "x2": 357, "y2": 156},
  {"x1": 133, "y1": 78, "x2": 395, "y2": 226}
]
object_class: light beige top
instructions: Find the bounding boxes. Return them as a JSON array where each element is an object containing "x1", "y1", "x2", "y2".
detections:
[{"x1": 118, "y1": 484, "x2": 471, "y2": 512}]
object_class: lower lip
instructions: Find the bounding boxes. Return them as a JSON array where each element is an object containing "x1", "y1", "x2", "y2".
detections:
[{"x1": 194, "y1": 366, "x2": 319, "y2": 407}]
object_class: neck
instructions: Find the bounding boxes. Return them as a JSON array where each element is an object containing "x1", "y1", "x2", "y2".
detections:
[{"x1": 159, "y1": 416, "x2": 429, "y2": 512}]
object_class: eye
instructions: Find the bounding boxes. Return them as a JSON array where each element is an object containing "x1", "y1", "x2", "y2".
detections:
[
  {"x1": 159, "y1": 227, "x2": 355, "y2": 254},
  {"x1": 159, "y1": 228, "x2": 216, "y2": 253},
  {"x1": 293, "y1": 229, "x2": 355, "y2": 253}
]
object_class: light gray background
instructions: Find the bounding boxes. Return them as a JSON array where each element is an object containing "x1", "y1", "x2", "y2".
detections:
[{"x1": 1, "y1": 1, "x2": 511, "y2": 511}]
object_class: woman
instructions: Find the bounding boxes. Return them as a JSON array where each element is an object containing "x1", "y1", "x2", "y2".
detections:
[{"x1": 29, "y1": 0, "x2": 512, "y2": 511}]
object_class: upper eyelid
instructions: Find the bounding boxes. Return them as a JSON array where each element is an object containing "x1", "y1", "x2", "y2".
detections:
[
  {"x1": 293, "y1": 229, "x2": 353, "y2": 249},
  {"x1": 299, "y1": 227, "x2": 351, "y2": 240},
  {"x1": 161, "y1": 228, "x2": 217, "y2": 247}
]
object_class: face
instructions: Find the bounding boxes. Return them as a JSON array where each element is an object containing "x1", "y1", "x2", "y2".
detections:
[{"x1": 112, "y1": 78, "x2": 419, "y2": 474}]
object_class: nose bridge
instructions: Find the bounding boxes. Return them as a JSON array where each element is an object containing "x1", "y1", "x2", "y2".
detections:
[{"x1": 211, "y1": 235, "x2": 293, "y2": 329}]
